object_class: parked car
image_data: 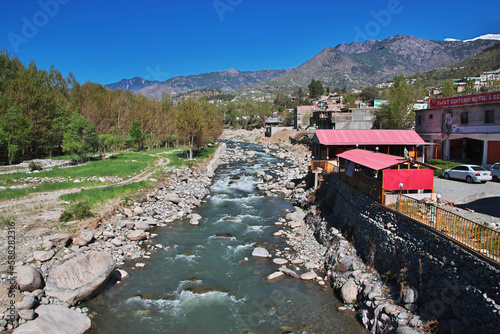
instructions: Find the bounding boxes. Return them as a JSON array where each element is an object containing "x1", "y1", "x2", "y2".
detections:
[
  {"x1": 491, "y1": 163, "x2": 500, "y2": 181},
  {"x1": 442, "y1": 165, "x2": 492, "y2": 183}
]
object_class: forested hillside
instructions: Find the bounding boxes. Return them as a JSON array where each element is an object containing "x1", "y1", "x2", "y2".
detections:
[{"x1": 0, "y1": 52, "x2": 222, "y2": 165}]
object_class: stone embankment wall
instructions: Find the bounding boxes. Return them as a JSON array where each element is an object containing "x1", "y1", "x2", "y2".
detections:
[{"x1": 309, "y1": 174, "x2": 500, "y2": 334}]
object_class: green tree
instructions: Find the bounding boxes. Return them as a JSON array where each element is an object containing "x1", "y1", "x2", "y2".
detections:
[
  {"x1": 176, "y1": 98, "x2": 204, "y2": 160},
  {"x1": 128, "y1": 121, "x2": 145, "y2": 150},
  {"x1": 360, "y1": 86, "x2": 379, "y2": 104},
  {"x1": 258, "y1": 101, "x2": 272, "y2": 128},
  {"x1": 374, "y1": 75, "x2": 415, "y2": 129},
  {"x1": 0, "y1": 107, "x2": 33, "y2": 164},
  {"x1": 462, "y1": 80, "x2": 477, "y2": 95},
  {"x1": 440, "y1": 79, "x2": 456, "y2": 97},
  {"x1": 343, "y1": 94, "x2": 357, "y2": 109},
  {"x1": 62, "y1": 113, "x2": 98, "y2": 162},
  {"x1": 274, "y1": 92, "x2": 290, "y2": 111},
  {"x1": 308, "y1": 79, "x2": 324, "y2": 100}
]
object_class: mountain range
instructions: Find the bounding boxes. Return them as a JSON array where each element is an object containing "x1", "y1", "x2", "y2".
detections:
[{"x1": 105, "y1": 34, "x2": 500, "y2": 97}]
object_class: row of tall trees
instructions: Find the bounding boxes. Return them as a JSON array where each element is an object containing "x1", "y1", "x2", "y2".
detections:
[{"x1": 0, "y1": 52, "x2": 222, "y2": 164}]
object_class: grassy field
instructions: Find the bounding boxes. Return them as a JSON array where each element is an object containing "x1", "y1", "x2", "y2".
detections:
[{"x1": 0, "y1": 144, "x2": 218, "y2": 208}]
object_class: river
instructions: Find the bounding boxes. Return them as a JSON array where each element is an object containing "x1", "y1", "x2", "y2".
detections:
[{"x1": 85, "y1": 141, "x2": 365, "y2": 333}]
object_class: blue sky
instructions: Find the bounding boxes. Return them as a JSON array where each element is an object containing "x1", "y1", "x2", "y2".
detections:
[{"x1": 1, "y1": 0, "x2": 499, "y2": 85}]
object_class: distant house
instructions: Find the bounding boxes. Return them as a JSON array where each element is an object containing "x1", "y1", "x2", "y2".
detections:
[
  {"x1": 311, "y1": 129, "x2": 427, "y2": 172},
  {"x1": 415, "y1": 91, "x2": 500, "y2": 164},
  {"x1": 311, "y1": 107, "x2": 376, "y2": 130},
  {"x1": 294, "y1": 105, "x2": 314, "y2": 129}
]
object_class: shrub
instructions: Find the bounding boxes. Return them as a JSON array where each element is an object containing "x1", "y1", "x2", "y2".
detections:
[
  {"x1": 29, "y1": 161, "x2": 43, "y2": 171},
  {"x1": 72, "y1": 202, "x2": 93, "y2": 220},
  {"x1": 59, "y1": 210, "x2": 73, "y2": 223}
]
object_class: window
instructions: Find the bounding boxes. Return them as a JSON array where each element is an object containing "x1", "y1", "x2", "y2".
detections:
[
  {"x1": 485, "y1": 110, "x2": 494, "y2": 123},
  {"x1": 417, "y1": 115, "x2": 422, "y2": 125},
  {"x1": 461, "y1": 111, "x2": 468, "y2": 124},
  {"x1": 429, "y1": 114, "x2": 433, "y2": 119}
]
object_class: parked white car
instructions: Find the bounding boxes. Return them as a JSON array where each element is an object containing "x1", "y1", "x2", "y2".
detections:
[
  {"x1": 491, "y1": 163, "x2": 500, "y2": 181},
  {"x1": 442, "y1": 165, "x2": 492, "y2": 183}
]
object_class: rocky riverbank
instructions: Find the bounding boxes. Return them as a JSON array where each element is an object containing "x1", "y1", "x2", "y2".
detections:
[{"x1": 2, "y1": 128, "x2": 423, "y2": 333}]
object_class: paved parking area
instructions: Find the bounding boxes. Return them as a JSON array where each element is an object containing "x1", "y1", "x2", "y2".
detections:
[{"x1": 433, "y1": 177, "x2": 500, "y2": 222}]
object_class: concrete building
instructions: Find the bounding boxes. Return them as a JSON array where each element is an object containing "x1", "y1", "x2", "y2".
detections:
[{"x1": 415, "y1": 91, "x2": 500, "y2": 165}]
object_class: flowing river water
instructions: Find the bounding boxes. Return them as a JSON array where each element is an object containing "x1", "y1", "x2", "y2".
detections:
[{"x1": 85, "y1": 141, "x2": 366, "y2": 333}]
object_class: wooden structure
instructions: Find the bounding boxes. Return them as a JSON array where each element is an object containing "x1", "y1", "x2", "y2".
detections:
[
  {"x1": 336, "y1": 149, "x2": 437, "y2": 204},
  {"x1": 312, "y1": 130, "x2": 427, "y2": 171}
]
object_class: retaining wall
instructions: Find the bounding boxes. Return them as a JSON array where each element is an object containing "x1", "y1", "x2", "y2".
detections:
[{"x1": 313, "y1": 175, "x2": 500, "y2": 334}]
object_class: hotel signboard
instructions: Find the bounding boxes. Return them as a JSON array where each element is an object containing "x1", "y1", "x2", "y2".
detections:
[{"x1": 430, "y1": 91, "x2": 500, "y2": 109}]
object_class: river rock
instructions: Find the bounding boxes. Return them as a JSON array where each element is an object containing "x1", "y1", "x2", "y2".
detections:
[
  {"x1": 272, "y1": 258, "x2": 288, "y2": 265},
  {"x1": 300, "y1": 271, "x2": 317, "y2": 280},
  {"x1": 257, "y1": 171, "x2": 265, "y2": 178},
  {"x1": 73, "y1": 229, "x2": 94, "y2": 246},
  {"x1": 279, "y1": 266, "x2": 300, "y2": 279},
  {"x1": 134, "y1": 221, "x2": 150, "y2": 231},
  {"x1": 113, "y1": 269, "x2": 129, "y2": 280},
  {"x1": 123, "y1": 208, "x2": 133, "y2": 217},
  {"x1": 17, "y1": 309, "x2": 36, "y2": 320},
  {"x1": 285, "y1": 207, "x2": 306, "y2": 222},
  {"x1": 189, "y1": 218, "x2": 200, "y2": 225},
  {"x1": 45, "y1": 252, "x2": 116, "y2": 306},
  {"x1": 341, "y1": 278, "x2": 358, "y2": 304},
  {"x1": 263, "y1": 175, "x2": 273, "y2": 182},
  {"x1": 110, "y1": 238, "x2": 122, "y2": 247},
  {"x1": 13, "y1": 305, "x2": 91, "y2": 334},
  {"x1": 15, "y1": 266, "x2": 43, "y2": 292},
  {"x1": 401, "y1": 286, "x2": 418, "y2": 304},
  {"x1": 43, "y1": 233, "x2": 72, "y2": 247},
  {"x1": 133, "y1": 206, "x2": 144, "y2": 216},
  {"x1": 267, "y1": 271, "x2": 284, "y2": 280},
  {"x1": 15, "y1": 295, "x2": 36, "y2": 310},
  {"x1": 126, "y1": 230, "x2": 147, "y2": 241},
  {"x1": 165, "y1": 193, "x2": 182, "y2": 204},
  {"x1": 33, "y1": 250, "x2": 55, "y2": 262},
  {"x1": 252, "y1": 247, "x2": 270, "y2": 258}
]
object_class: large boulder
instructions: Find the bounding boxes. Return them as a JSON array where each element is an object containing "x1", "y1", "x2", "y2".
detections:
[
  {"x1": 13, "y1": 305, "x2": 91, "y2": 334},
  {"x1": 134, "y1": 221, "x2": 150, "y2": 231},
  {"x1": 340, "y1": 278, "x2": 358, "y2": 304},
  {"x1": 45, "y1": 252, "x2": 116, "y2": 306},
  {"x1": 15, "y1": 266, "x2": 43, "y2": 292},
  {"x1": 73, "y1": 229, "x2": 94, "y2": 246}
]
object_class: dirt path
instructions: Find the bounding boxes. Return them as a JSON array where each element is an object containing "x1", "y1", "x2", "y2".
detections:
[{"x1": 0, "y1": 154, "x2": 169, "y2": 273}]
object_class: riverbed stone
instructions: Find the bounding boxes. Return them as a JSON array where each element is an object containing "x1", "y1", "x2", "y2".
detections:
[
  {"x1": 13, "y1": 305, "x2": 91, "y2": 334},
  {"x1": 15, "y1": 295, "x2": 36, "y2": 310},
  {"x1": 133, "y1": 206, "x2": 144, "y2": 216},
  {"x1": 45, "y1": 252, "x2": 116, "y2": 306},
  {"x1": 341, "y1": 278, "x2": 358, "y2": 304},
  {"x1": 17, "y1": 309, "x2": 35, "y2": 320},
  {"x1": 252, "y1": 247, "x2": 270, "y2": 258},
  {"x1": 272, "y1": 258, "x2": 288, "y2": 265},
  {"x1": 300, "y1": 271, "x2": 317, "y2": 280},
  {"x1": 279, "y1": 266, "x2": 300, "y2": 279},
  {"x1": 134, "y1": 221, "x2": 150, "y2": 231},
  {"x1": 110, "y1": 238, "x2": 122, "y2": 247},
  {"x1": 15, "y1": 266, "x2": 43, "y2": 292},
  {"x1": 43, "y1": 233, "x2": 72, "y2": 247},
  {"x1": 123, "y1": 208, "x2": 133, "y2": 217},
  {"x1": 267, "y1": 271, "x2": 284, "y2": 280},
  {"x1": 33, "y1": 250, "x2": 55, "y2": 262},
  {"x1": 165, "y1": 193, "x2": 182, "y2": 204},
  {"x1": 126, "y1": 230, "x2": 147, "y2": 241}
]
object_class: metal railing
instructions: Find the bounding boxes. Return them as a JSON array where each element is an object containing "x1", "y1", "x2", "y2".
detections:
[{"x1": 391, "y1": 194, "x2": 500, "y2": 262}]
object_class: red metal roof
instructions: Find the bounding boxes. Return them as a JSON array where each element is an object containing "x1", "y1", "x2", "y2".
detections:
[
  {"x1": 336, "y1": 149, "x2": 408, "y2": 170},
  {"x1": 313, "y1": 129, "x2": 426, "y2": 146}
]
